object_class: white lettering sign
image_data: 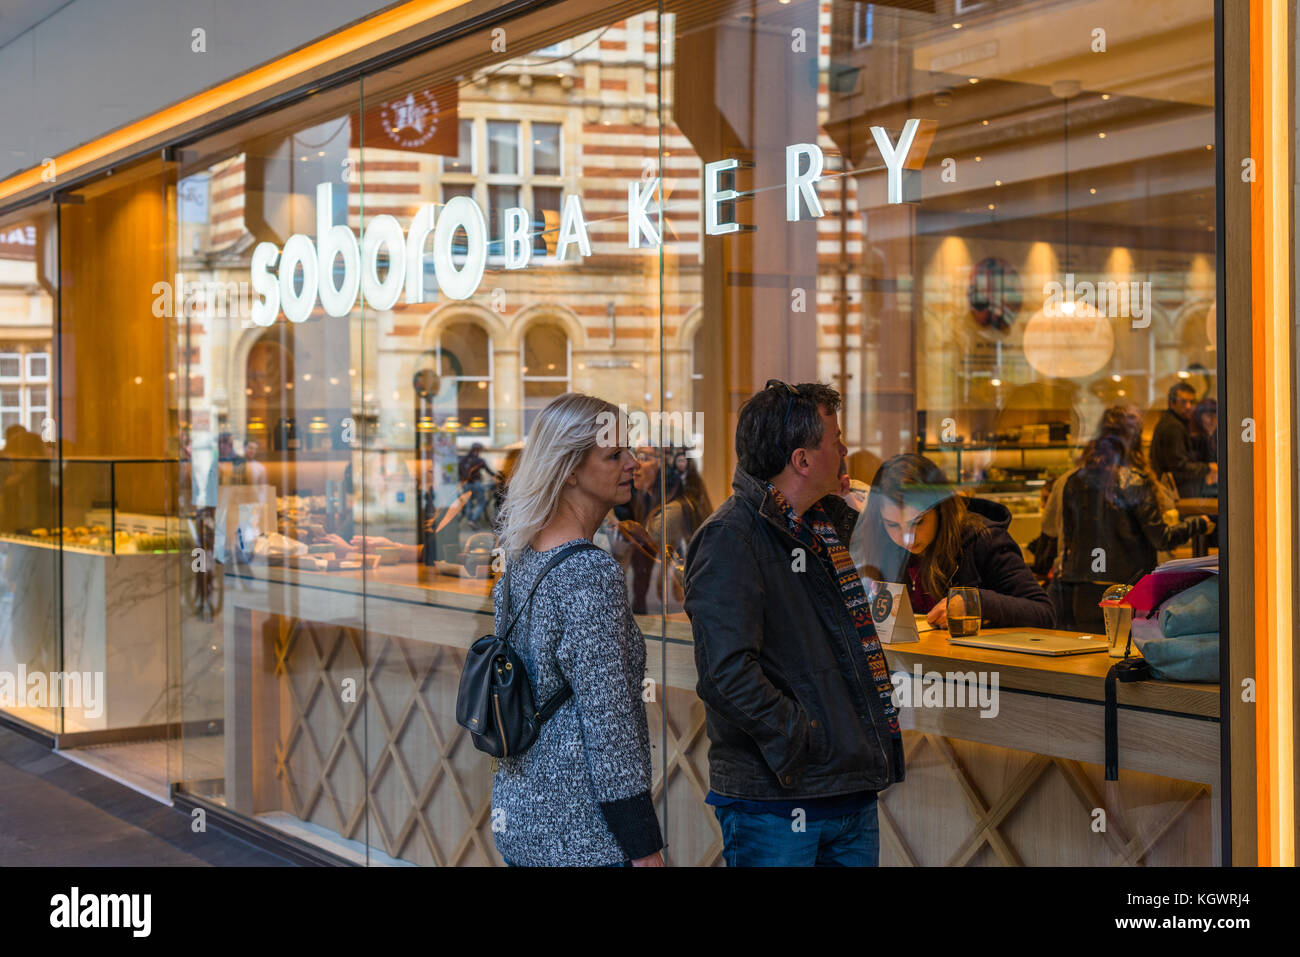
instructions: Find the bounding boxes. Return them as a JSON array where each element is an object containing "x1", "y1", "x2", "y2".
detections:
[{"x1": 248, "y1": 122, "x2": 927, "y2": 321}]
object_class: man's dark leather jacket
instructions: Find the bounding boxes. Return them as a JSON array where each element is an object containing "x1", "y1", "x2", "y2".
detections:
[
  {"x1": 683, "y1": 467, "x2": 904, "y2": 800},
  {"x1": 1150, "y1": 409, "x2": 1211, "y2": 497}
]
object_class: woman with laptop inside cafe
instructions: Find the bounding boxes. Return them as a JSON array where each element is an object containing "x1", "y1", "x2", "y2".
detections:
[{"x1": 852, "y1": 453, "x2": 1056, "y2": 631}]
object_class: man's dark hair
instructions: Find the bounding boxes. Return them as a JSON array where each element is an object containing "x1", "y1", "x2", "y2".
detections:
[
  {"x1": 736, "y1": 381, "x2": 842, "y2": 481},
  {"x1": 1168, "y1": 381, "x2": 1195, "y2": 404}
]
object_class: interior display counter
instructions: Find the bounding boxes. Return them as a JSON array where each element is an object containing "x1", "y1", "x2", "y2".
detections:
[
  {"x1": 0, "y1": 457, "x2": 181, "y2": 735},
  {"x1": 218, "y1": 562, "x2": 1218, "y2": 866},
  {"x1": 0, "y1": 538, "x2": 172, "y2": 733}
]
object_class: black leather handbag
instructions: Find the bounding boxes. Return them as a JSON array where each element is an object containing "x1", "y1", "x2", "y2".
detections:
[{"x1": 455, "y1": 542, "x2": 597, "y2": 758}]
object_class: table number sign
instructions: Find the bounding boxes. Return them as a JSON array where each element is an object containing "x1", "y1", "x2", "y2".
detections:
[{"x1": 867, "y1": 580, "x2": 921, "y2": 644}]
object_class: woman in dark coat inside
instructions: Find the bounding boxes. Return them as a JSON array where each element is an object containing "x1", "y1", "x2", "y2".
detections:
[
  {"x1": 1059, "y1": 427, "x2": 1214, "y2": 630},
  {"x1": 852, "y1": 453, "x2": 1055, "y2": 630}
]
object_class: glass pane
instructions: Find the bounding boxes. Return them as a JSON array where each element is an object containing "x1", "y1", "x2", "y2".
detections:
[
  {"x1": 438, "y1": 321, "x2": 490, "y2": 378},
  {"x1": 532, "y1": 122, "x2": 561, "y2": 176},
  {"x1": 358, "y1": 1, "x2": 667, "y2": 866},
  {"x1": 487, "y1": 120, "x2": 520, "y2": 175},
  {"x1": 521, "y1": 379, "x2": 566, "y2": 433},
  {"x1": 532, "y1": 186, "x2": 563, "y2": 256},
  {"x1": 448, "y1": 117, "x2": 474, "y2": 172},
  {"x1": 0, "y1": 204, "x2": 59, "y2": 734},
  {"x1": 488, "y1": 184, "x2": 521, "y2": 248},
  {"x1": 173, "y1": 81, "x2": 366, "y2": 853},
  {"x1": 523, "y1": 323, "x2": 568, "y2": 376},
  {"x1": 663, "y1": 0, "x2": 1219, "y2": 866}
]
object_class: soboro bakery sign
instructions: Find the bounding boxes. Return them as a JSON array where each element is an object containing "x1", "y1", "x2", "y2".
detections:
[{"x1": 248, "y1": 120, "x2": 926, "y2": 326}]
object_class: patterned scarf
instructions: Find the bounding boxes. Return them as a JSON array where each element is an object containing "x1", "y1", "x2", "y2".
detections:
[{"x1": 765, "y1": 484, "x2": 902, "y2": 744}]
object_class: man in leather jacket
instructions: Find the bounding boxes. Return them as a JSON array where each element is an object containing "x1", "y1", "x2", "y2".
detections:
[
  {"x1": 684, "y1": 381, "x2": 904, "y2": 866},
  {"x1": 1150, "y1": 382, "x2": 1217, "y2": 497}
]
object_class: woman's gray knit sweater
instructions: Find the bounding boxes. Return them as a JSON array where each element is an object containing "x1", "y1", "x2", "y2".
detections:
[{"x1": 490, "y1": 539, "x2": 664, "y2": 866}]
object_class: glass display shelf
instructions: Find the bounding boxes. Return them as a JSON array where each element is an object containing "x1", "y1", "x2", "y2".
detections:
[{"x1": 0, "y1": 456, "x2": 184, "y2": 555}]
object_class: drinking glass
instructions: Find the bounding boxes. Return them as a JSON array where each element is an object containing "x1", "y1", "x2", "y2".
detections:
[
  {"x1": 1100, "y1": 584, "x2": 1134, "y2": 658},
  {"x1": 946, "y1": 587, "x2": 982, "y2": 638}
]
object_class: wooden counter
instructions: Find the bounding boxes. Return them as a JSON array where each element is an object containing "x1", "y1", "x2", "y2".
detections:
[
  {"x1": 213, "y1": 561, "x2": 1221, "y2": 866},
  {"x1": 884, "y1": 627, "x2": 1218, "y2": 718}
]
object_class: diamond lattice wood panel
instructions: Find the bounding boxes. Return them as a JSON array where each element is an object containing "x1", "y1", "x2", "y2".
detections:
[{"x1": 878, "y1": 731, "x2": 1213, "y2": 866}]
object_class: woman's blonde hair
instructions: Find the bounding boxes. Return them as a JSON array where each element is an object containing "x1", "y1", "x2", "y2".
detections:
[{"x1": 495, "y1": 392, "x2": 621, "y2": 556}]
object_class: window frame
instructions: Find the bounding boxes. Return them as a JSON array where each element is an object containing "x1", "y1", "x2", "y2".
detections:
[
  {"x1": 440, "y1": 115, "x2": 570, "y2": 265},
  {"x1": 520, "y1": 321, "x2": 572, "y2": 433},
  {"x1": 435, "y1": 319, "x2": 496, "y2": 446}
]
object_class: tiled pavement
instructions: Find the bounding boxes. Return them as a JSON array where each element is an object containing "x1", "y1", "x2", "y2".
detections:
[{"x1": 0, "y1": 723, "x2": 294, "y2": 866}]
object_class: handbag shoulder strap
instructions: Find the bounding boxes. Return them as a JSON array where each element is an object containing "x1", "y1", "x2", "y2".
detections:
[{"x1": 501, "y1": 540, "x2": 599, "y2": 642}]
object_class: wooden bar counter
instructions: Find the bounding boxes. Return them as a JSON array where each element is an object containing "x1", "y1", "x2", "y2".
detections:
[{"x1": 214, "y1": 562, "x2": 1220, "y2": 866}]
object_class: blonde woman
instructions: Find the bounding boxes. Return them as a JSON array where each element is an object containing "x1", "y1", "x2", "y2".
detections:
[{"x1": 491, "y1": 392, "x2": 665, "y2": 867}]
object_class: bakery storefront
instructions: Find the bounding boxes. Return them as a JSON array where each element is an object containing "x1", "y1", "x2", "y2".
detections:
[{"x1": 0, "y1": 0, "x2": 1293, "y2": 866}]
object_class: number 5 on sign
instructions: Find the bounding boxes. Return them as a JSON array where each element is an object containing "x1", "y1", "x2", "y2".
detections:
[{"x1": 866, "y1": 580, "x2": 920, "y2": 644}]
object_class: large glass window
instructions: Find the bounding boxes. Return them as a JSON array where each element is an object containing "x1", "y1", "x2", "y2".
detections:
[
  {"x1": 122, "y1": 0, "x2": 1221, "y2": 867},
  {"x1": 172, "y1": 81, "x2": 367, "y2": 846},
  {"x1": 0, "y1": 204, "x2": 58, "y2": 734},
  {"x1": 663, "y1": 0, "x2": 1219, "y2": 866}
]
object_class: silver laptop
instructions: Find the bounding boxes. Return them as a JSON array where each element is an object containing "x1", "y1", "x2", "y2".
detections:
[{"x1": 947, "y1": 631, "x2": 1109, "y2": 656}]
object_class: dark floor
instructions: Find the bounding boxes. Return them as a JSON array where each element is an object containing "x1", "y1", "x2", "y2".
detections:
[{"x1": 0, "y1": 722, "x2": 295, "y2": 866}]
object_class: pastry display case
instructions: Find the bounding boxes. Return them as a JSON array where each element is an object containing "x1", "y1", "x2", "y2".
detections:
[{"x1": 0, "y1": 457, "x2": 183, "y2": 554}]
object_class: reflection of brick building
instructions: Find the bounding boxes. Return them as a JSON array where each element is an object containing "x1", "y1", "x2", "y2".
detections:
[
  {"x1": 0, "y1": 219, "x2": 54, "y2": 449},
  {"x1": 174, "y1": 7, "x2": 865, "y2": 510}
]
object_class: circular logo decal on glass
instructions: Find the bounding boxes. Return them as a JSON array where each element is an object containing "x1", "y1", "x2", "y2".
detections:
[{"x1": 381, "y1": 91, "x2": 441, "y2": 149}]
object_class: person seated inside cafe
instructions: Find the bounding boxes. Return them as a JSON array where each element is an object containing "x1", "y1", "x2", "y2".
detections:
[
  {"x1": 851, "y1": 453, "x2": 1055, "y2": 630},
  {"x1": 1059, "y1": 418, "x2": 1215, "y2": 631}
]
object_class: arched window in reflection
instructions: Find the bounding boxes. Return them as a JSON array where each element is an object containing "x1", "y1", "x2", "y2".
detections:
[
  {"x1": 245, "y1": 330, "x2": 294, "y2": 454},
  {"x1": 521, "y1": 321, "x2": 570, "y2": 432},
  {"x1": 436, "y1": 319, "x2": 493, "y2": 440}
]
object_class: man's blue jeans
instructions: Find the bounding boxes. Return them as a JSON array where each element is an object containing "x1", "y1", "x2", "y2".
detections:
[{"x1": 714, "y1": 799, "x2": 880, "y2": 867}]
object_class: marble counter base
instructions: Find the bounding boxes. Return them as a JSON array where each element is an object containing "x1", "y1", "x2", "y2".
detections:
[{"x1": 0, "y1": 541, "x2": 172, "y2": 733}]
